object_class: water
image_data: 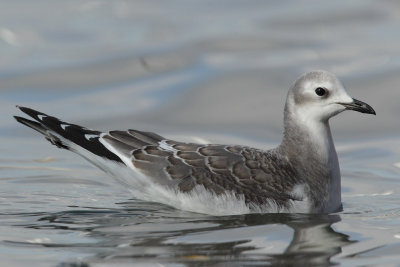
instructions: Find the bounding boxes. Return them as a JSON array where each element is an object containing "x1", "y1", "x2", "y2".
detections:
[{"x1": 1, "y1": 0, "x2": 400, "y2": 266}]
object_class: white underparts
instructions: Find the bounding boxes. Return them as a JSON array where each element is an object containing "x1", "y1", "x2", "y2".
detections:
[{"x1": 289, "y1": 184, "x2": 311, "y2": 213}]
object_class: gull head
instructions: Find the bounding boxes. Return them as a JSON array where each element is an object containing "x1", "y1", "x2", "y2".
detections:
[{"x1": 285, "y1": 70, "x2": 376, "y2": 123}]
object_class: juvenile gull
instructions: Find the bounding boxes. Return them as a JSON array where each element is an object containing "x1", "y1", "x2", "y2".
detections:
[{"x1": 14, "y1": 71, "x2": 375, "y2": 214}]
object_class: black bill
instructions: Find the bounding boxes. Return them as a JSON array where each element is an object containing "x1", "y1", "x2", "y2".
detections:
[{"x1": 339, "y1": 98, "x2": 376, "y2": 115}]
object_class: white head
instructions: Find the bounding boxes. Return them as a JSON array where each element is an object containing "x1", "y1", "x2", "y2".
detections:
[{"x1": 285, "y1": 70, "x2": 375, "y2": 124}]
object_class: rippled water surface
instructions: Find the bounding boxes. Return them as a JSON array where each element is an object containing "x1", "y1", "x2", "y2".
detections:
[{"x1": 1, "y1": 1, "x2": 400, "y2": 266}]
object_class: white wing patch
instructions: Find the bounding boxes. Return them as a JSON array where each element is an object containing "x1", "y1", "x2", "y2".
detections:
[
  {"x1": 37, "y1": 114, "x2": 47, "y2": 121},
  {"x1": 85, "y1": 134, "x2": 99, "y2": 141},
  {"x1": 158, "y1": 140, "x2": 178, "y2": 152},
  {"x1": 60, "y1": 123, "x2": 69, "y2": 130}
]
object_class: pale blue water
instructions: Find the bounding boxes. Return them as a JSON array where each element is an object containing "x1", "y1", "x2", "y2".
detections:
[{"x1": 1, "y1": 1, "x2": 400, "y2": 266}]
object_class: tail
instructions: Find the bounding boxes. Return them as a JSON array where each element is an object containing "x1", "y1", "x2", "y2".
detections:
[{"x1": 14, "y1": 106, "x2": 124, "y2": 164}]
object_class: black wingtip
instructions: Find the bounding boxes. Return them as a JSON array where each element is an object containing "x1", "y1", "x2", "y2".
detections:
[
  {"x1": 16, "y1": 105, "x2": 48, "y2": 121},
  {"x1": 15, "y1": 105, "x2": 24, "y2": 113},
  {"x1": 13, "y1": 115, "x2": 23, "y2": 123},
  {"x1": 14, "y1": 115, "x2": 32, "y2": 125},
  {"x1": 16, "y1": 105, "x2": 26, "y2": 112},
  {"x1": 14, "y1": 115, "x2": 48, "y2": 135},
  {"x1": 14, "y1": 105, "x2": 124, "y2": 163}
]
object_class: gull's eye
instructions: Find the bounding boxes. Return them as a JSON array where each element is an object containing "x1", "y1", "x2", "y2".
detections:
[{"x1": 315, "y1": 87, "x2": 327, "y2": 96}]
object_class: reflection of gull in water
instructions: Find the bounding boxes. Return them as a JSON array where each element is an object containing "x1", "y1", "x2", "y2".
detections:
[
  {"x1": 33, "y1": 205, "x2": 352, "y2": 265},
  {"x1": 282, "y1": 215, "x2": 350, "y2": 265},
  {"x1": 246, "y1": 214, "x2": 352, "y2": 266},
  {"x1": 14, "y1": 71, "x2": 375, "y2": 214}
]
